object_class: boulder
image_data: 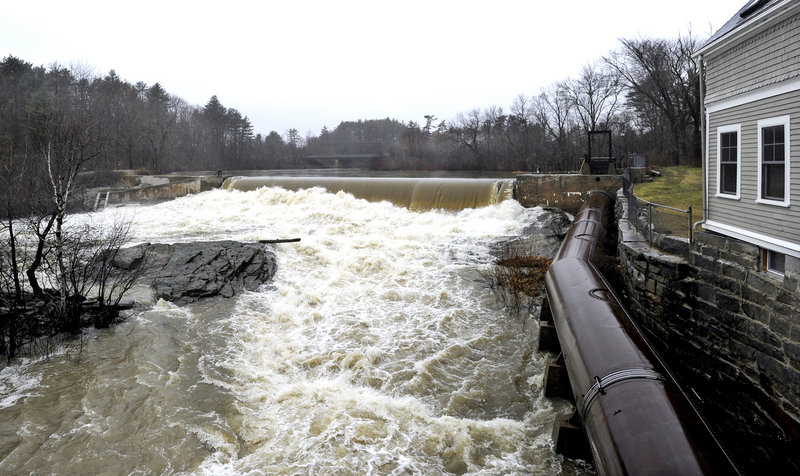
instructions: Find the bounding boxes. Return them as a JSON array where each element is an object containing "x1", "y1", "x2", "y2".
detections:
[
  {"x1": 489, "y1": 207, "x2": 572, "y2": 261},
  {"x1": 522, "y1": 206, "x2": 572, "y2": 240},
  {"x1": 113, "y1": 241, "x2": 277, "y2": 304}
]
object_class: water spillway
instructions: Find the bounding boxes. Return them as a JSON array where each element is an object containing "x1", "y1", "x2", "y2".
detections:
[
  {"x1": 222, "y1": 176, "x2": 515, "y2": 210},
  {"x1": 545, "y1": 191, "x2": 738, "y2": 474}
]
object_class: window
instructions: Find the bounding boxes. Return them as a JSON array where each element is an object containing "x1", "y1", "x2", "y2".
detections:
[
  {"x1": 757, "y1": 115, "x2": 791, "y2": 206},
  {"x1": 720, "y1": 132, "x2": 738, "y2": 193},
  {"x1": 762, "y1": 125, "x2": 785, "y2": 199},
  {"x1": 765, "y1": 249, "x2": 786, "y2": 276},
  {"x1": 717, "y1": 125, "x2": 740, "y2": 197}
]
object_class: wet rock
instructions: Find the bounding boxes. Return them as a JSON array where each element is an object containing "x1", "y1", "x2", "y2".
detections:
[
  {"x1": 492, "y1": 207, "x2": 572, "y2": 260},
  {"x1": 113, "y1": 241, "x2": 277, "y2": 304},
  {"x1": 522, "y1": 206, "x2": 572, "y2": 240}
]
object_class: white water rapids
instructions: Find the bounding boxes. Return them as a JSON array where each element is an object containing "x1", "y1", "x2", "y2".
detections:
[{"x1": 0, "y1": 185, "x2": 591, "y2": 474}]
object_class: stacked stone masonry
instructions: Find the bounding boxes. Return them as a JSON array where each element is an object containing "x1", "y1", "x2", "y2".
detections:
[{"x1": 615, "y1": 190, "x2": 799, "y2": 474}]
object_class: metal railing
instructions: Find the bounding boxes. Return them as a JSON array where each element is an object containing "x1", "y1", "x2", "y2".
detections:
[{"x1": 622, "y1": 173, "x2": 693, "y2": 245}]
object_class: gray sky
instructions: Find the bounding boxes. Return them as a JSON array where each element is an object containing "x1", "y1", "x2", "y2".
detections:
[{"x1": 2, "y1": 0, "x2": 741, "y2": 137}]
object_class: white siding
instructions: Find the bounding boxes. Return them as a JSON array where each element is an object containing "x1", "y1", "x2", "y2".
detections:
[
  {"x1": 705, "y1": 12, "x2": 800, "y2": 105},
  {"x1": 706, "y1": 89, "x2": 800, "y2": 248}
]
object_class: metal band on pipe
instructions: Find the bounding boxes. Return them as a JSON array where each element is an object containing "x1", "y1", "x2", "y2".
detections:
[{"x1": 580, "y1": 368, "x2": 666, "y2": 417}]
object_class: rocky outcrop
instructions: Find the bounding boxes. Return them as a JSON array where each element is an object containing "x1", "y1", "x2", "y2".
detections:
[
  {"x1": 113, "y1": 241, "x2": 277, "y2": 304},
  {"x1": 493, "y1": 207, "x2": 571, "y2": 260}
]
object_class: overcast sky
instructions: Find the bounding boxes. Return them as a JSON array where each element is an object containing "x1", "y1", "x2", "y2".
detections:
[{"x1": 3, "y1": 0, "x2": 741, "y2": 137}]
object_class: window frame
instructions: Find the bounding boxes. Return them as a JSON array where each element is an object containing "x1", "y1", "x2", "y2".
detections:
[
  {"x1": 764, "y1": 249, "x2": 786, "y2": 277},
  {"x1": 756, "y1": 115, "x2": 791, "y2": 207},
  {"x1": 716, "y1": 124, "x2": 741, "y2": 199}
]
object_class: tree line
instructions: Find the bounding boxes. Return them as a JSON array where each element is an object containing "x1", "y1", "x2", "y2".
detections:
[
  {"x1": 404, "y1": 33, "x2": 702, "y2": 172},
  {"x1": 299, "y1": 31, "x2": 703, "y2": 172},
  {"x1": 0, "y1": 58, "x2": 146, "y2": 359},
  {"x1": 1, "y1": 31, "x2": 701, "y2": 176}
]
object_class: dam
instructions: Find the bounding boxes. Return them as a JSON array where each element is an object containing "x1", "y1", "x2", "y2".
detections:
[
  {"x1": 222, "y1": 176, "x2": 515, "y2": 211},
  {"x1": 89, "y1": 171, "x2": 623, "y2": 214}
]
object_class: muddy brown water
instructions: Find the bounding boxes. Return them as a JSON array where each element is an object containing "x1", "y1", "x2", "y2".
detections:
[{"x1": 0, "y1": 180, "x2": 593, "y2": 474}]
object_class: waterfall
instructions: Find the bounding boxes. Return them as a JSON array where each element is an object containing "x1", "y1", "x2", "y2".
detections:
[{"x1": 222, "y1": 176, "x2": 514, "y2": 211}]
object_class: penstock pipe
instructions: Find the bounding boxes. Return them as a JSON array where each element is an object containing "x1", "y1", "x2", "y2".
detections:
[{"x1": 545, "y1": 190, "x2": 738, "y2": 475}]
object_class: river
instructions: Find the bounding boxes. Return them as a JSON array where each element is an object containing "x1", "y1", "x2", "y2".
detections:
[{"x1": 0, "y1": 179, "x2": 592, "y2": 475}]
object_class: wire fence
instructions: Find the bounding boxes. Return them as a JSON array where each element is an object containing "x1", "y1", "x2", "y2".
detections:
[{"x1": 622, "y1": 173, "x2": 694, "y2": 244}]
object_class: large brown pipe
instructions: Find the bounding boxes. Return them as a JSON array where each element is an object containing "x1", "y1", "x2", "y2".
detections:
[{"x1": 545, "y1": 190, "x2": 738, "y2": 475}]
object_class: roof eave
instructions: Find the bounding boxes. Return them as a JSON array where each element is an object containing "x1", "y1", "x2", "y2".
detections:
[{"x1": 695, "y1": 0, "x2": 797, "y2": 58}]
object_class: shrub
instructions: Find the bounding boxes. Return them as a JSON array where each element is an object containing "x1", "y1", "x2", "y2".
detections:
[{"x1": 484, "y1": 241, "x2": 552, "y2": 318}]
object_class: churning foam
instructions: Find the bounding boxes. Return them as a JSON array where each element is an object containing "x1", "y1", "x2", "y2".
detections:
[{"x1": 9, "y1": 184, "x2": 590, "y2": 474}]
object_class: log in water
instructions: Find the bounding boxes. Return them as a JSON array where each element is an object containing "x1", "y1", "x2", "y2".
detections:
[{"x1": 0, "y1": 183, "x2": 591, "y2": 475}]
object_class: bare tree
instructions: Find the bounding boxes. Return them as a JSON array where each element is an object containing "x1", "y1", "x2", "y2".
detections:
[
  {"x1": 0, "y1": 56, "x2": 36, "y2": 304},
  {"x1": 532, "y1": 82, "x2": 578, "y2": 171},
  {"x1": 92, "y1": 218, "x2": 144, "y2": 310},
  {"x1": 506, "y1": 94, "x2": 539, "y2": 170},
  {"x1": 565, "y1": 62, "x2": 623, "y2": 132},
  {"x1": 0, "y1": 146, "x2": 30, "y2": 359},
  {"x1": 0, "y1": 149, "x2": 27, "y2": 302},
  {"x1": 404, "y1": 120, "x2": 422, "y2": 161},
  {"x1": 51, "y1": 215, "x2": 144, "y2": 328},
  {"x1": 26, "y1": 69, "x2": 102, "y2": 324},
  {"x1": 482, "y1": 105, "x2": 506, "y2": 168},
  {"x1": 447, "y1": 109, "x2": 485, "y2": 169},
  {"x1": 143, "y1": 83, "x2": 177, "y2": 172},
  {"x1": 605, "y1": 33, "x2": 702, "y2": 165}
]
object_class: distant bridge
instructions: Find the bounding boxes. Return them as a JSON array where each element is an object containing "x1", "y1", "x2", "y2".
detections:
[{"x1": 301, "y1": 154, "x2": 384, "y2": 169}]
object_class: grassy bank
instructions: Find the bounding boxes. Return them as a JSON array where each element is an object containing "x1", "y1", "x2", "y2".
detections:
[{"x1": 633, "y1": 166, "x2": 703, "y2": 219}]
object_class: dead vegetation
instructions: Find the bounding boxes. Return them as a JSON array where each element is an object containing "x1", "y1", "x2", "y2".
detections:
[{"x1": 483, "y1": 240, "x2": 553, "y2": 318}]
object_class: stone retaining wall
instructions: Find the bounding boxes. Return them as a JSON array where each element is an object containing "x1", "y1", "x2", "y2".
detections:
[{"x1": 615, "y1": 190, "x2": 800, "y2": 473}]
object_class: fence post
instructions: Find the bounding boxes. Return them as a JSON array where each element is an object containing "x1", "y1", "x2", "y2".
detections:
[
  {"x1": 688, "y1": 205, "x2": 693, "y2": 245},
  {"x1": 648, "y1": 202, "x2": 653, "y2": 244}
]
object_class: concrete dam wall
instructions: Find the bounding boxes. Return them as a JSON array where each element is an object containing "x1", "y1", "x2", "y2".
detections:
[
  {"x1": 91, "y1": 175, "x2": 225, "y2": 208},
  {"x1": 94, "y1": 173, "x2": 622, "y2": 214},
  {"x1": 514, "y1": 174, "x2": 623, "y2": 213}
]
